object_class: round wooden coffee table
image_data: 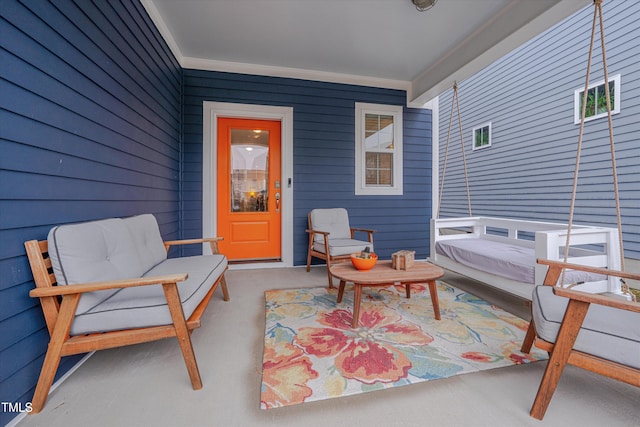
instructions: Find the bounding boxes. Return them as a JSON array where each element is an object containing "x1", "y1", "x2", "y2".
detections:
[{"x1": 330, "y1": 260, "x2": 445, "y2": 328}]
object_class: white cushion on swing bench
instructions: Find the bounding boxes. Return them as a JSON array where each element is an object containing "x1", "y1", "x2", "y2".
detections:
[
  {"x1": 436, "y1": 238, "x2": 535, "y2": 283},
  {"x1": 532, "y1": 285, "x2": 640, "y2": 369},
  {"x1": 435, "y1": 238, "x2": 605, "y2": 285}
]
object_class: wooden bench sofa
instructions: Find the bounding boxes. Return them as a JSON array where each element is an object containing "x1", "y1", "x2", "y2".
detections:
[
  {"x1": 24, "y1": 214, "x2": 230, "y2": 413},
  {"x1": 430, "y1": 216, "x2": 623, "y2": 300}
]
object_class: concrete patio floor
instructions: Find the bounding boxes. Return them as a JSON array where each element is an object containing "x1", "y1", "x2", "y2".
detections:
[{"x1": 13, "y1": 265, "x2": 639, "y2": 427}]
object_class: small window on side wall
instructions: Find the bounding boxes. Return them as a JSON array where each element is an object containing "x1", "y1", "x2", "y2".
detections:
[
  {"x1": 355, "y1": 103, "x2": 403, "y2": 195},
  {"x1": 574, "y1": 74, "x2": 620, "y2": 124},
  {"x1": 472, "y1": 122, "x2": 491, "y2": 150}
]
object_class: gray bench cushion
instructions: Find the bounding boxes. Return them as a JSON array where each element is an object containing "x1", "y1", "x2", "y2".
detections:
[
  {"x1": 532, "y1": 285, "x2": 640, "y2": 369},
  {"x1": 70, "y1": 255, "x2": 227, "y2": 335}
]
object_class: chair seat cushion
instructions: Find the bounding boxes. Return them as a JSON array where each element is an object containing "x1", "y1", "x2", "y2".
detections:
[
  {"x1": 313, "y1": 239, "x2": 373, "y2": 257},
  {"x1": 70, "y1": 255, "x2": 227, "y2": 335},
  {"x1": 532, "y1": 285, "x2": 640, "y2": 369}
]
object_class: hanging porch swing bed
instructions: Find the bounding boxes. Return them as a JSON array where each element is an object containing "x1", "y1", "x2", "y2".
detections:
[{"x1": 429, "y1": 216, "x2": 624, "y2": 300}]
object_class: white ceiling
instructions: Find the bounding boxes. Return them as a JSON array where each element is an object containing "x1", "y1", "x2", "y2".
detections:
[{"x1": 143, "y1": 0, "x2": 590, "y2": 106}]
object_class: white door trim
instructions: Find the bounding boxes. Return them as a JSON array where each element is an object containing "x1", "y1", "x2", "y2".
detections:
[{"x1": 203, "y1": 101, "x2": 294, "y2": 268}]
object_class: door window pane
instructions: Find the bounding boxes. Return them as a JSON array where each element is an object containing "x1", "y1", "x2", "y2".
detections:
[{"x1": 230, "y1": 129, "x2": 269, "y2": 212}]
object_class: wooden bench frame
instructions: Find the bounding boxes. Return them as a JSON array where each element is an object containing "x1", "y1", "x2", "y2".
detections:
[
  {"x1": 24, "y1": 237, "x2": 230, "y2": 414},
  {"x1": 521, "y1": 259, "x2": 640, "y2": 420}
]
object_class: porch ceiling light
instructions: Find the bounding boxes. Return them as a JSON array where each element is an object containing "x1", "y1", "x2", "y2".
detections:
[{"x1": 412, "y1": 0, "x2": 438, "y2": 12}]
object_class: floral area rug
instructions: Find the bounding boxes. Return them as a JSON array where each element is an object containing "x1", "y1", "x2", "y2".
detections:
[{"x1": 260, "y1": 282, "x2": 547, "y2": 409}]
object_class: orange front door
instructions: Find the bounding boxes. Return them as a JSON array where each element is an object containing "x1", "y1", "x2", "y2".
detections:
[{"x1": 217, "y1": 118, "x2": 282, "y2": 261}]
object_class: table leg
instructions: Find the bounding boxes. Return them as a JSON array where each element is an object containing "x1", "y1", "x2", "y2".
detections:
[
  {"x1": 428, "y1": 280, "x2": 441, "y2": 320},
  {"x1": 352, "y1": 284, "x2": 363, "y2": 328},
  {"x1": 405, "y1": 283, "x2": 411, "y2": 298},
  {"x1": 337, "y1": 280, "x2": 347, "y2": 303}
]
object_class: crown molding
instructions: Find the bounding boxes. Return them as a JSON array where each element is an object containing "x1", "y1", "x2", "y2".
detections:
[{"x1": 181, "y1": 56, "x2": 410, "y2": 92}]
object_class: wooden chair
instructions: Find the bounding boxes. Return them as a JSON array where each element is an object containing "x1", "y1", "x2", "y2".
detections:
[
  {"x1": 521, "y1": 259, "x2": 640, "y2": 420},
  {"x1": 305, "y1": 208, "x2": 375, "y2": 287},
  {"x1": 24, "y1": 237, "x2": 229, "y2": 414}
]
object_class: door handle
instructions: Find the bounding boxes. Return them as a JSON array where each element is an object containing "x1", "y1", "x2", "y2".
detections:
[{"x1": 275, "y1": 192, "x2": 280, "y2": 213}]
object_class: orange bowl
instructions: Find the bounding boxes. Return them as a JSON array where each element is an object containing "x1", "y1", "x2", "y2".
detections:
[{"x1": 350, "y1": 253, "x2": 378, "y2": 271}]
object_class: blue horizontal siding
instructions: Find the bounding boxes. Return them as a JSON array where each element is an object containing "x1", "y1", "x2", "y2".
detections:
[
  {"x1": 1, "y1": 2, "x2": 434, "y2": 425},
  {"x1": 0, "y1": 1, "x2": 182, "y2": 424},
  {"x1": 183, "y1": 70, "x2": 432, "y2": 264},
  {"x1": 438, "y1": 0, "x2": 640, "y2": 259}
]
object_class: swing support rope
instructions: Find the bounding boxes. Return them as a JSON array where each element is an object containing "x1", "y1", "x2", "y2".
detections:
[
  {"x1": 563, "y1": 0, "x2": 632, "y2": 300},
  {"x1": 437, "y1": 82, "x2": 472, "y2": 219}
]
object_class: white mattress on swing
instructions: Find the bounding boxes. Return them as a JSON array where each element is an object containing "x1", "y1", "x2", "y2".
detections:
[{"x1": 435, "y1": 238, "x2": 605, "y2": 285}]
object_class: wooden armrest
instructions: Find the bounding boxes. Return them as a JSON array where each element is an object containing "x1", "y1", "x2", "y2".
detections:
[
  {"x1": 164, "y1": 237, "x2": 224, "y2": 247},
  {"x1": 29, "y1": 273, "x2": 188, "y2": 298},
  {"x1": 306, "y1": 229, "x2": 329, "y2": 236},
  {"x1": 552, "y1": 287, "x2": 640, "y2": 312},
  {"x1": 164, "y1": 237, "x2": 224, "y2": 254},
  {"x1": 537, "y1": 258, "x2": 640, "y2": 281},
  {"x1": 351, "y1": 227, "x2": 376, "y2": 233}
]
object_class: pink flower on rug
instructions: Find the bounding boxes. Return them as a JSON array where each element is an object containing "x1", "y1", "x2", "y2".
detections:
[
  {"x1": 461, "y1": 351, "x2": 501, "y2": 363},
  {"x1": 295, "y1": 305, "x2": 433, "y2": 384},
  {"x1": 261, "y1": 337, "x2": 319, "y2": 409},
  {"x1": 393, "y1": 283, "x2": 427, "y2": 294},
  {"x1": 502, "y1": 341, "x2": 542, "y2": 364}
]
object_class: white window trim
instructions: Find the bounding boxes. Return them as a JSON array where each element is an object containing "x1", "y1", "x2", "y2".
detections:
[
  {"x1": 355, "y1": 102, "x2": 403, "y2": 196},
  {"x1": 573, "y1": 74, "x2": 621, "y2": 124},
  {"x1": 472, "y1": 122, "x2": 492, "y2": 151}
]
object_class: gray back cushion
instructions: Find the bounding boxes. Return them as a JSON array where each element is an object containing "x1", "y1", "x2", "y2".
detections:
[
  {"x1": 123, "y1": 214, "x2": 168, "y2": 273},
  {"x1": 310, "y1": 208, "x2": 352, "y2": 243},
  {"x1": 48, "y1": 215, "x2": 166, "y2": 315},
  {"x1": 49, "y1": 218, "x2": 142, "y2": 285}
]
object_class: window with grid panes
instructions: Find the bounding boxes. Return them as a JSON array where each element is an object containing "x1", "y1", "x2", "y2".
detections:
[{"x1": 355, "y1": 103, "x2": 403, "y2": 195}]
